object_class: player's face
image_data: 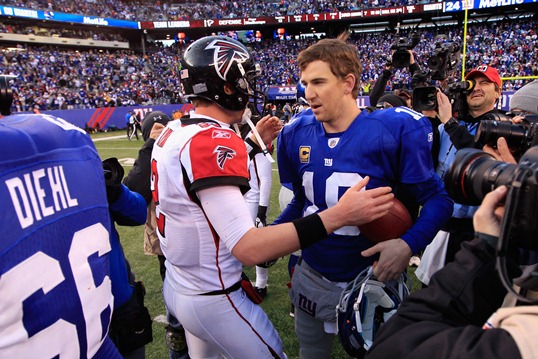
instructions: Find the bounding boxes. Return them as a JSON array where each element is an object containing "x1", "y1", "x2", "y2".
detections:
[
  {"x1": 300, "y1": 60, "x2": 350, "y2": 124},
  {"x1": 466, "y1": 74, "x2": 500, "y2": 116}
]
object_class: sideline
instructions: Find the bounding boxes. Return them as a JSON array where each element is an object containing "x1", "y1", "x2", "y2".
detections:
[{"x1": 92, "y1": 135, "x2": 126, "y2": 142}]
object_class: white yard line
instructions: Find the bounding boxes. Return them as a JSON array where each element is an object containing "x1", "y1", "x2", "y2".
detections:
[{"x1": 92, "y1": 135, "x2": 127, "y2": 142}]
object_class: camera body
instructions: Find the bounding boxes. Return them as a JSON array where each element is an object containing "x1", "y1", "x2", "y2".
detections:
[
  {"x1": 390, "y1": 33, "x2": 420, "y2": 68},
  {"x1": 411, "y1": 41, "x2": 463, "y2": 113},
  {"x1": 427, "y1": 42, "x2": 461, "y2": 81},
  {"x1": 412, "y1": 79, "x2": 473, "y2": 113},
  {"x1": 444, "y1": 146, "x2": 538, "y2": 249},
  {"x1": 475, "y1": 114, "x2": 538, "y2": 157}
]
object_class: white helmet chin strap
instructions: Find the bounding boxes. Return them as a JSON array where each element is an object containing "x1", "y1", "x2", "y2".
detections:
[{"x1": 233, "y1": 116, "x2": 275, "y2": 163}]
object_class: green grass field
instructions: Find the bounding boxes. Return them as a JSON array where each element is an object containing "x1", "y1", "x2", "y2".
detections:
[{"x1": 92, "y1": 131, "x2": 419, "y2": 359}]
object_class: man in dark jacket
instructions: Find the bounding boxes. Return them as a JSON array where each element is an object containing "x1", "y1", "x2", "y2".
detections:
[
  {"x1": 123, "y1": 111, "x2": 189, "y2": 359},
  {"x1": 367, "y1": 185, "x2": 537, "y2": 359}
]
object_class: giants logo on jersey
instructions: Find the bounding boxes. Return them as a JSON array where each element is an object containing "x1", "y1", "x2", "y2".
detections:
[
  {"x1": 214, "y1": 145, "x2": 236, "y2": 169},
  {"x1": 205, "y1": 39, "x2": 250, "y2": 80}
]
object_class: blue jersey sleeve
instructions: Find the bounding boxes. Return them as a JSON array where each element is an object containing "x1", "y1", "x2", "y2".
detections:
[
  {"x1": 110, "y1": 184, "x2": 147, "y2": 226},
  {"x1": 400, "y1": 176, "x2": 453, "y2": 253}
]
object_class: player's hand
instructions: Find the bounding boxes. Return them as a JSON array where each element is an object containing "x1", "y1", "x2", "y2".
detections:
[
  {"x1": 256, "y1": 205, "x2": 268, "y2": 227},
  {"x1": 254, "y1": 115, "x2": 282, "y2": 145},
  {"x1": 150, "y1": 122, "x2": 166, "y2": 140},
  {"x1": 482, "y1": 137, "x2": 517, "y2": 164},
  {"x1": 361, "y1": 238, "x2": 412, "y2": 282},
  {"x1": 333, "y1": 176, "x2": 394, "y2": 227},
  {"x1": 473, "y1": 185, "x2": 507, "y2": 237}
]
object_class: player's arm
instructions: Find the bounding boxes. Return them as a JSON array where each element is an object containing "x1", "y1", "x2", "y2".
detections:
[
  {"x1": 273, "y1": 185, "x2": 306, "y2": 224},
  {"x1": 362, "y1": 177, "x2": 453, "y2": 281},
  {"x1": 109, "y1": 184, "x2": 147, "y2": 226},
  {"x1": 273, "y1": 124, "x2": 305, "y2": 223},
  {"x1": 199, "y1": 178, "x2": 394, "y2": 266},
  {"x1": 244, "y1": 115, "x2": 281, "y2": 159},
  {"x1": 254, "y1": 153, "x2": 273, "y2": 226}
]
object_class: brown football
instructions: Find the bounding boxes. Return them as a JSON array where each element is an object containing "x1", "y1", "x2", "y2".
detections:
[{"x1": 358, "y1": 198, "x2": 413, "y2": 244}]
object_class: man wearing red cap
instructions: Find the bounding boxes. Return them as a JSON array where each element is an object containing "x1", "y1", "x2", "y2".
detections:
[{"x1": 416, "y1": 65, "x2": 503, "y2": 284}]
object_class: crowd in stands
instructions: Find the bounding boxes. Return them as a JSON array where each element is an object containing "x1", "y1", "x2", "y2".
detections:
[
  {"x1": 6, "y1": 0, "x2": 428, "y2": 22},
  {"x1": 0, "y1": 19, "x2": 535, "y2": 112},
  {"x1": 0, "y1": 21, "x2": 127, "y2": 42},
  {"x1": 1, "y1": 44, "x2": 182, "y2": 112}
]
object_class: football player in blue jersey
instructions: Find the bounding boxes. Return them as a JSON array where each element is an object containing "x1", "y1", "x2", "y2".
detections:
[
  {"x1": 274, "y1": 33, "x2": 453, "y2": 357},
  {"x1": 0, "y1": 113, "x2": 122, "y2": 358}
]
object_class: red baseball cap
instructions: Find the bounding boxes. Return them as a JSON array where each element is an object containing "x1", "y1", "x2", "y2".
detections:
[{"x1": 465, "y1": 65, "x2": 502, "y2": 88}]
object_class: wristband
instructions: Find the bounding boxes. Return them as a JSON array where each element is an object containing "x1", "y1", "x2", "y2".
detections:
[
  {"x1": 292, "y1": 213, "x2": 328, "y2": 249},
  {"x1": 444, "y1": 117, "x2": 459, "y2": 128},
  {"x1": 475, "y1": 231, "x2": 499, "y2": 249}
]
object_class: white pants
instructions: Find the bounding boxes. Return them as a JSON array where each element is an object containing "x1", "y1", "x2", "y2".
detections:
[{"x1": 163, "y1": 279, "x2": 286, "y2": 359}]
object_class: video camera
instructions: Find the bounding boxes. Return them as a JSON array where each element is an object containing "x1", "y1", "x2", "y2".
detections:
[
  {"x1": 475, "y1": 114, "x2": 538, "y2": 158},
  {"x1": 412, "y1": 78, "x2": 473, "y2": 113},
  {"x1": 390, "y1": 32, "x2": 420, "y2": 68},
  {"x1": 411, "y1": 42, "x2": 465, "y2": 113},
  {"x1": 444, "y1": 146, "x2": 538, "y2": 302},
  {"x1": 427, "y1": 42, "x2": 461, "y2": 81}
]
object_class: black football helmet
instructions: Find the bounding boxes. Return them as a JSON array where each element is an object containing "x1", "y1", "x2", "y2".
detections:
[
  {"x1": 179, "y1": 36, "x2": 263, "y2": 111},
  {"x1": 336, "y1": 266, "x2": 410, "y2": 358}
]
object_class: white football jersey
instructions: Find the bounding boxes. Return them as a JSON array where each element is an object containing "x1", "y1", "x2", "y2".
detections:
[{"x1": 151, "y1": 117, "x2": 250, "y2": 295}]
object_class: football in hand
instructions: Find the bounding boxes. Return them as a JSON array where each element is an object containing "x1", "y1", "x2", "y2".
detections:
[{"x1": 358, "y1": 198, "x2": 413, "y2": 244}]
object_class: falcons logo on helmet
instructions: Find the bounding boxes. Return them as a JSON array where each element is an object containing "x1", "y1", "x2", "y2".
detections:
[
  {"x1": 214, "y1": 145, "x2": 236, "y2": 169},
  {"x1": 206, "y1": 39, "x2": 249, "y2": 81}
]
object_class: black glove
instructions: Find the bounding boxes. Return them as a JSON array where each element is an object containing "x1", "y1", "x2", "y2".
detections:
[
  {"x1": 103, "y1": 157, "x2": 124, "y2": 203},
  {"x1": 256, "y1": 205, "x2": 267, "y2": 227}
]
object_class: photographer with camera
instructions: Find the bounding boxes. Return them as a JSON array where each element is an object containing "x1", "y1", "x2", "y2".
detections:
[
  {"x1": 437, "y1": 65, "x2": 502, "y2": 151},
  {"x1": 369, "y1": 33, "x2": 420, "y2": 108},
  {"x1": 368, "y1": 142, "x2": 538, "y2": 359},
  {"x1": 367, "y1": 187, "x2": 537, "y2": 359},
  {"x1": 482, "y1": 80, "x2": 538, "y2": 165},
  {"x1": 416, "y1": 65, "x2": 503, "y2": 283}
]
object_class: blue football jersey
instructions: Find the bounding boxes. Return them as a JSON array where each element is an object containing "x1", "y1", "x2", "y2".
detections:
[
  {"x1": 0, "y1": 114, "x2": 121, "y2": 358},
  {"x1": 277, "y1": 107, "x2": 440, "y2": 282}
]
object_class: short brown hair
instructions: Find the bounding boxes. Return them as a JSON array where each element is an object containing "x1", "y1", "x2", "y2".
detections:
[{"x1": 298, "y1": 33, "x2": 362, "y2": 98}]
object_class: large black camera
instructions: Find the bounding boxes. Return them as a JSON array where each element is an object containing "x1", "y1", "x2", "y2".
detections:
[
  {"x1": 427, "y1": 42, "x2": 461, "y2": 81},
  {"x1": 444, "y1": 146, "x2": 538, "y2": 249},
  {"x1": 390, "y1": 32, "x2": 420, "y2": 68},
  {"x1": 475, "y1": 114, "x2": 538, "y2": 157},
  {"x1": 412, "y1": 79, "x2": 473, "y2": 113},
  {"x1": 411, "y1": 41, "x2": 464, "y2": 112}
]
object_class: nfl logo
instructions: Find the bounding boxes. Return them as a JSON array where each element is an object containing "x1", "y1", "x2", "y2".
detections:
[{"x1": 328, "y1": 138, "x2": 340, "y2": 148}]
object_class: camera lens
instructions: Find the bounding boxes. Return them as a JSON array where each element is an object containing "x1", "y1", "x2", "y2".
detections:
[
  {"x1": 475, "y1": 120, "x2": 527, "y2": 149},
  {"x1": 444, "y1": 148, "x2": 516, "y2": 205},
  {"x1": 427, "y1": 55, "x2": 443, "y2": 71}
]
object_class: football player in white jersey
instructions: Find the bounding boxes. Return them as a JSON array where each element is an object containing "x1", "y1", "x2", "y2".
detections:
[{"x1": 151, "y1": 35, "x2": 395, "y2": 359}]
